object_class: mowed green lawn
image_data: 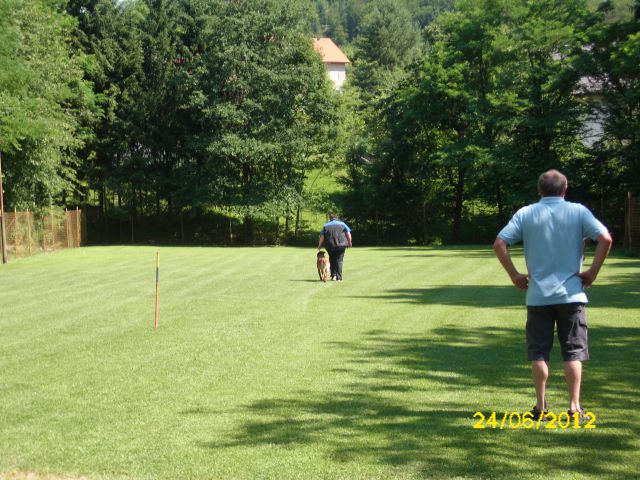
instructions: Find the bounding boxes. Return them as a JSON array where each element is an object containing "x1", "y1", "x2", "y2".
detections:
[{"x1": 1, "y1": 246, "x2": 639, "y2": 480}]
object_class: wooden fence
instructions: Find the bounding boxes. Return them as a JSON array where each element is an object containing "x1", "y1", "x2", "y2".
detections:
[
  {"x1": 624, "y1": 193, "x2": 640, "y2": 255},
  {"x1": 0, "y1": 208, "x2": 85, "y2": 261}
]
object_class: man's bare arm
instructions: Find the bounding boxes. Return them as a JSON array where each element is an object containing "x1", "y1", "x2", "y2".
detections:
[
  {"x1": 493, "y1": 237, "x2": 529, "y2": 290},
  {"x1": 577, "y1": 232, "x2": 613, "y2": 288},
  {"x1": 346, "y1": 232, "x2": 352, "y2": 248}
]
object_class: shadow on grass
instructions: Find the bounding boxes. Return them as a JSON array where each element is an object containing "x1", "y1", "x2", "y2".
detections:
[
  {"x1": 352, "y1": 285, "x2": 524, "y2": 308},
  {"x1": 365, "y1": 245, "x2": 498, "y2": 259},
  {"x1": 197, "y1": 325, "x2": 640, "y2": 478},
  {"x1": 586, "y1": 274, "x2": 640, "y2": 309},
  {"x1": 600, "y1": 258, "x2": 640, "y2": 268},
  {"x1": 351, "y1": 275, "x2": 640, "y2": 309}
]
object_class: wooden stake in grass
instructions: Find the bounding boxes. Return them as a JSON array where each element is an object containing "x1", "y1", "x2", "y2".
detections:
[{"x1": 154, "y1": 251, "x2": 160, "y2": 329}]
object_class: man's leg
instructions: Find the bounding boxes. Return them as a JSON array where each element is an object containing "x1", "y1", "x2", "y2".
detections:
[
  {"x1": 526, "y1": 306, "x2": 554, "y2": 412},
  {"x1": 532, "y1": 360, "x2": 549, "y2": 411},
  {"x1": 333, "y1": 247, "x2": 345, "y2": 280},
  {"x1": 557, "y1": 303, "x2": 588, "y2": 412},
  {"x1": 327, "y1": 248, "x2": 338, "y2": 279},
  {"x1": 564, "y1": 360, "x2": 582, "y2": 412}
]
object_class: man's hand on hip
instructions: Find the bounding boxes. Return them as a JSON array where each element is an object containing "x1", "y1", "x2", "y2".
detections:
[
  {"x1": 511, "y1": 273, "x2": 529, "y2": 290},
  {"x1": 577, "y1": 232, "x2": 612, "y2": 289},
  {"x1": 576, "y1": 269, "x2": 597, "y2": 288}
]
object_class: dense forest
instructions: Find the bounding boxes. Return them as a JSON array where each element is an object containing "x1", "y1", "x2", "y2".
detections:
[{"x1": 0, "y1": 0, "x2": 638, "y2": 245}]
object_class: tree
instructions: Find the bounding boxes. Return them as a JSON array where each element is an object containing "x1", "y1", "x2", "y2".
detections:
[
  {"x1": 0, "y1": 0, "x2": 95, "y2": 210},
  {"x1": 349, "y1": 0, "x2": 423, "y2": 98},
  {"x1": 586, "y1": 0, "x2": 640, "y2": 196},
  {"x1": 343, "y1": 0, "x2": 593, "y2": 243},
  {"x1": 178, "y1": 0, "x2": 340, "y2": 240}
]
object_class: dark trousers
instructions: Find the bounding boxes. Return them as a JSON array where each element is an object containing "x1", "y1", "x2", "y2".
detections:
[{"x1": 327, "y1": 247, "x2": 346, "y2": 280}]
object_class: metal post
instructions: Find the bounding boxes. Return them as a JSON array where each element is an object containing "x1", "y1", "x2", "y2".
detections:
[{"x1": 0, "y1": 150, "x2": 7, "y2": 264}]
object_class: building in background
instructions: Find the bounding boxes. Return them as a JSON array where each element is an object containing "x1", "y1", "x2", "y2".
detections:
[{"x1": 313, "y1": 37, "x2": 350, "y2": 91}]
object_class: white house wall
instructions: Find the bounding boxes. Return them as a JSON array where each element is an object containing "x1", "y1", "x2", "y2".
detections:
[{"x1": 327, "y1": 63, "x2": 347, "y2": 90}]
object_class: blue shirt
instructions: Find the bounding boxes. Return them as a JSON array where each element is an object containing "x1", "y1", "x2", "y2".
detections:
[
  {"x1": 498, "y1": 197, "x2": 608, "y2": 306},
  {"x1": 321, "y1": 219, "x2": 351, "y2": 248},
  {"x1": 321, "y1": 220, "x2": 351, "y2": 235}
]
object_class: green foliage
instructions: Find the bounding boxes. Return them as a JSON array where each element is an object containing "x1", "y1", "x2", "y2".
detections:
[
  {"x1": 585, "y1": 1, "x2": 640, "y2": 198},
  {"x1": 183, "y1": 0, "x2": 339, "y2": 232},
  {"x1": 344, "y1": 0, "x2": 596, "y2": 244},
  {"x1": 2, "y1": 0, "x2": 639, "y2": 245},
  {"x1": 307, "y1": 0, "x2": 455, "y2": 42},
  {"x1": 0, "y1": 0, "x2": 95, "y2": 210},
  {"x1": 64, "y1": 0, "x2": 339, "y2": 243},
  {"x1": 349, "y1": 0, "x2": 423, "y2": 98}
]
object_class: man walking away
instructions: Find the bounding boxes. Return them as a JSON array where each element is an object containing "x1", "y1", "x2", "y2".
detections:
[
  {"x1": 493, "y1": 170, "x2": 612, "y2": 421},
  {"x1": 318, "y1": 214, "x2": 352, "y2": 281}
]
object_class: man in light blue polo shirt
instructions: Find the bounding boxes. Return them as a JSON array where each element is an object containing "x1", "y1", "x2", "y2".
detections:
[{"x1": 493, "y1": 170, "x2": 612, "y2": 422}]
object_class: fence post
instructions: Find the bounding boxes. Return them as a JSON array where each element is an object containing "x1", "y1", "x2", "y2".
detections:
[
  {"x1": 14, "y1": 208, "x2": 18, "y2": 259},
  {"x1": 76, "y1": 207, "x2": 81, "y2": 247},
  {"x1": 50, "y1": 208, "x2": 56, "y2": 251},
  {"x1": 41, "y1": 216, "x2": 46, "y2": 251},
  {"x1": 65, "y1": 208, "x2": 71, "y2": 248},
  {"x1": 82, "y1": 209, "x2": 87, "y2": 245},
  {"x1": 0, "y1": 207, "x2": 4, "y2": 263},
  {"x1": 26, "y1": 209, "x2": 33, "y2": 255},
  {"x1": 0, "y1": 150, "x2": 7, "y2": 264}
]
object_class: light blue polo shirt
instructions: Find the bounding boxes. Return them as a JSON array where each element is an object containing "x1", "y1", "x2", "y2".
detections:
[{"x1": 498, "y1": 197, "x2": 608, "y2": 306}]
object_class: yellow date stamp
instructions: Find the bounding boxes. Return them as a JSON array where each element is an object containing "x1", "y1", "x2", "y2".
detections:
[{"x1": 473, "y1": 411, "x2": 597, "y2": 430}]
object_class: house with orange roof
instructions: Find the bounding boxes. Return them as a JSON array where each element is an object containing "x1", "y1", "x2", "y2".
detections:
[{"x1": 312, "y1": 37, "x2": 350, "y2": 91}]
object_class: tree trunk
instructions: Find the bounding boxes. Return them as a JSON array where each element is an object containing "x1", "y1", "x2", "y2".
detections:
[
  {"x1": 496, "y1": 183, "x2": 504, "y2": 226},
  {"x1": 452, "y1": 165, "x2": 465, "y2": 243},
  {"x1": 422, "y1": 201, "x2": 427, "y2": 245},
  {"x1": 180, "y1": 209, "x2": 185, "y2": 243},
  {"x1": 118, "y1": 190, "x2": 123, "y2": 242},
  {"x1": 244, "y1": 215, "x2": 254, "y2": 244},
  {"x1": 131, "y1": 185, "x2": 137, "y2": 219}
]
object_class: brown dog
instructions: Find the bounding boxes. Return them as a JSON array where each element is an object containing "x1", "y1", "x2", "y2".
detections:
[{"x1": 316, "y1": 251, "x2": 331, "y2": 282}]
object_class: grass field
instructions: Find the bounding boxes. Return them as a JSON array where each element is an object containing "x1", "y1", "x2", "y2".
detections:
[{"x1": 1, "y1": 246, "x2": 639, "y2": 480}]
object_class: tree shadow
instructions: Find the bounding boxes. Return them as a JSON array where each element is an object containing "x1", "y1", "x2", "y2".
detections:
[
  {"x1": 366, "y1": 246, "x2": 498, "y2": 259},
  {"x1": 352, "y1": 285, "x2": 524, "y2": 308},
  {"x1": 602, "y1": 259, "x2": 640, "y2": 269},
  {"x1": 352, "y1": 275, "x2": 640, "y2": 309},
  {"x1": 586, "y1": 273, "x2": 640, "y2": 309},
  {"x1": 196, "y1": 325, "x2": 640, "y2": 477}
]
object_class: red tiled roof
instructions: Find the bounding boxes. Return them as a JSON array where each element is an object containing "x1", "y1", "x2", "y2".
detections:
[{"x1": 312, "y1": 37, "x2": 350, "y2": 64}]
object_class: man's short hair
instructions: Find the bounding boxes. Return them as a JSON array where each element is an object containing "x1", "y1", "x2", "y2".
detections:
[
  {"x1": 538, "y1": 170, "x2": 568, "y2": 196},
  {"x1": 329, "y1": 213, "x2": 338, "y2": 220}
]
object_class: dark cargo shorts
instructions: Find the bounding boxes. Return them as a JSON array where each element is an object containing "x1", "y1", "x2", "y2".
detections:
[{"x1": 526, "y1": 303, "x2": 589, "y2": 362}]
